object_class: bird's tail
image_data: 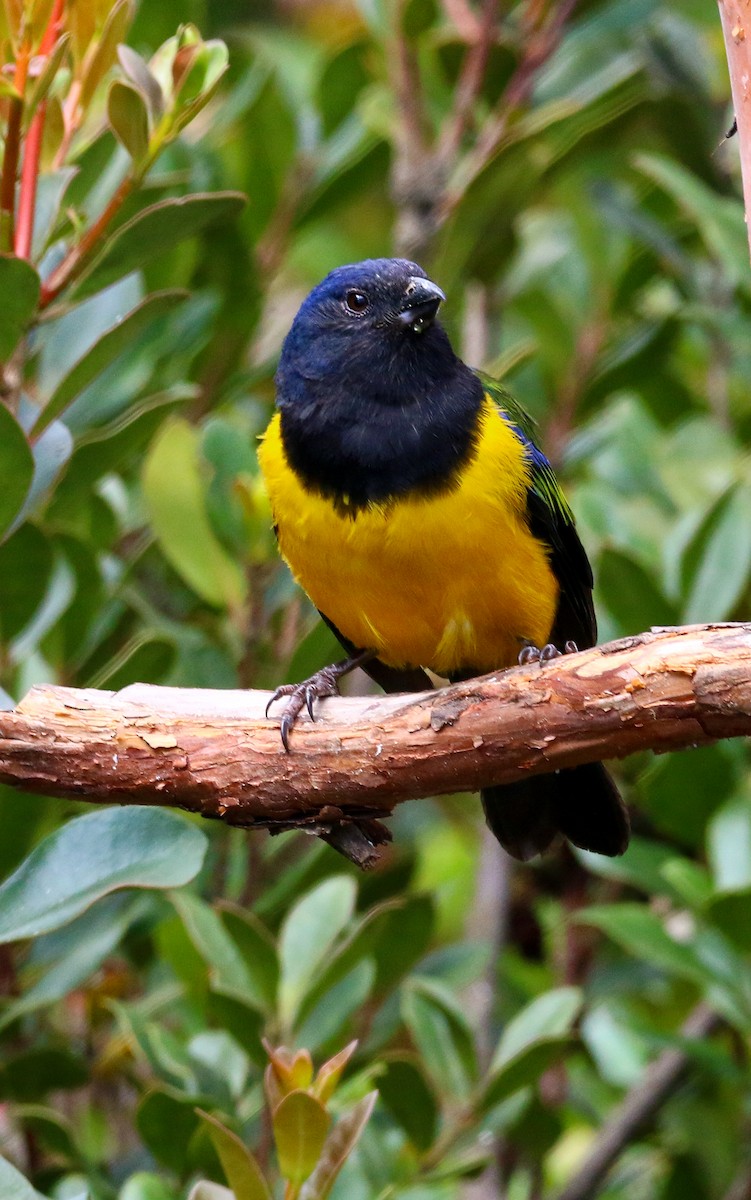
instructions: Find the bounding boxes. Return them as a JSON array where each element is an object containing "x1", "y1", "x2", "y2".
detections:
[{"x1": 481, "y1": 762, "x2": 629, "y2": 862}]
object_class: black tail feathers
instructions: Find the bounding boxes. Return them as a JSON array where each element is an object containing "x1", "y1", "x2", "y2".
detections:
[{"x1": 481, "y1": 762, "x2": 629, "y2": 862}]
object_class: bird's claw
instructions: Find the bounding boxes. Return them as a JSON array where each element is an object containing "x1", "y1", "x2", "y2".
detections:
[
  {"x1": 265, "y1": 666, "x2": 343, "y2": 751},
  {"x1": 518, "y1": 639, "x2": 579, "y2": 667}
]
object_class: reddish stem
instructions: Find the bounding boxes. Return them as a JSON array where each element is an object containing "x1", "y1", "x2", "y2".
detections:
[
  {"x1": 15, "y1": 0, "x2": 65, "y2": 261},
  {"x1": 0, "y1": 44, "x2": 31, "y2": 253},
  {"x1": 39, "y1": 173, "x2": 133, "y2": 306}
]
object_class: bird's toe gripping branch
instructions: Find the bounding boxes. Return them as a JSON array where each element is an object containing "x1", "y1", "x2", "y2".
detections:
[
  {"x1": 518, "y1": 640, "x2": 579, "y2": 666},
  {"x1": 265, "y1": 650, "x2": 375, "y2": 751},
  {"x1": 264, "y1": 649, "x2": 387, "y2": 866}
]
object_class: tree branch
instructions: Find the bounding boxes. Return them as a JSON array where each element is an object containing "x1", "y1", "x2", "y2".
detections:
[
  {"x1": 554, "y1": 1003, "x2": 722, "y2": 1200},
  {"x1": 0, "y1": 624, "x2": 749, "y2": 864},
  {"x1": 718, "y1": 0, "x2": 751, "y2": 264}
]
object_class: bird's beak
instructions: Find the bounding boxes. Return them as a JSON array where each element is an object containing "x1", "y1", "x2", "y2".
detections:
[{"x1": 398, "y1": 276, "x2": 446, "y2": 330}]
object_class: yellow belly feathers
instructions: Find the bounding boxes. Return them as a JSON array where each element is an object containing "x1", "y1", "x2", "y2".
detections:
[{"x1": 258, "y1": 397, "x2": 558, "y2": 677}]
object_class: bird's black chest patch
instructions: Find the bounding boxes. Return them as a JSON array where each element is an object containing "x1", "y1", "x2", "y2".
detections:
[{"x1": 277, "y1": 351, "x2": 485, "y2": 512}]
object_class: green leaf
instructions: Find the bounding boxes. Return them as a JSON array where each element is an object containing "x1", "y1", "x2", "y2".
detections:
[
  {"x1": 27, "y1": 0, "x2": 56, "y2": 40},
  {"x1": 0, "y1": 77, "x2": 22, "y2": 101},
  {"x1": 30, "y1": 168, "x2": 76, "y2": 260},
  {"x1": 706, "y1": 799, "x2": 751, "y2": 950},
  {"x1": 299, "y1": 1092, "x2": 377, "y2": 1200},
  {"x1": 708, "y1": 797, "x2": 751, "y2": 893},
  {"x1": 169, "y1": 891, "x2": 270, "y2": 1013},
  {"x1": 120, "y1": 1173, "x2": 178, "y2": 1200},
  {"x1": 136, "y1": 1088, "x2": 205, "y2": 1174},
  {"x1": 297, "y1": 899, "x2": 399, "y2": 1026},
  {"x1": 0, "y1": 405, "x2": 33, "y2": 542},
  {"x1": 108, "y1": 79, "x2": 150, "y2": 164},
  {"x1": 374, "y1": 894, "x2": 434, "y2": 991},
  {"x1": 217, "y1": 904, "x2": 279, "y2": 1012},
  {"x1": 377, "y1": 1058, "x2": 437, "y2": 1151},
  {"x1": 142, "y1": 417, "x2": 246, "y2": 609},
  {"x1": 0, "y1": 895, "x2": 148, "y2": 1032},
  {"x1": 73, "y1": 192, "x2": 246, "y2": 299},
  {"x1": 11, "y1": 1102, "x2": 82, "y2": 1166},
  {"x1": 482, "y1": 987, "x2": 582, "y2": 1109},
  {"x1": 0, "y1": 1046, "x2": 88, "y2": 1101},
  {"x1": 172, "y1": 39, "x2": 229, "y2": 133},
  {"x1": 89, "y1": 633, "x2": 176, "y2": 690},
  {"x1": 491, "y1": 987, "x2": 583, "y2": 1070},
  {"x1": 272, "y1": 1090, "x2": 331, "y2": 1185},
  {"x1": 196, "y1": 1108, "x2": 272, "y2": 1200},
  {"x1": 0, "y1": 523, "x2": 53, "y2": 640},
  {"x1": 80, "y1": 0, "x2": 134, "y2": 108},
  {"x1": 0, "y1": 255, "x2": 40, "y2": 358},
  {"x1": 577, "y1": 836, "x2": 690, "y2": 901},
  {"x1": 278, "y1": 875, "x2": 357, "y2": 1028},
  {"x1": 12, "y1": 419, "x2": 73, "y2": 536},
  {"x1": 578, "y1": 903, "x2": 711, "y2": 986},
  {"x1": 660, "y1": 859, "x2": 713, "y2": 910},
  {"x1": 295, "y1": 960, "x2": 375, "y2": 1051},
  {"x1": 707, "y1": 892, "x2": 751, "y2": 953},
  {"x1": 597, "y1": 547, "x2": 679, "y2": 633},
  {"x1": 401, "y1": 978, "x2": 477, "y2": 1100},
  {"x1": 25, "y1": 33, "x2": 70, "y2": 123},
  {"x1": 176, "y1": 39, "x2": 229, "y2": 105},
  {"x1": 634, "y1": 152, "x2": 749, "y2": 288},
  {"x1": 680, "y1": 486, "x2": 751, "y2": 624},
  {"x1": 0, "y1": 1156, "x2": 49, "y2": 1199},
  {"x1": 639, "y1": 746, "x2": 734, "y2": 847},
  {"x1": 0, "y1": 808, "x2": 207, "y2": 943},
  {"x1": 118, "y1": 43, "x2": 164, "y2": 117},
  {"x1": 34, "y1": 290, "x2": 188, "y2": 436}
]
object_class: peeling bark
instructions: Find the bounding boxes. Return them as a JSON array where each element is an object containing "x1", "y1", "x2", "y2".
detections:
[{"x1": 0, "y1": 624, "x2": 749, "y2": 860}]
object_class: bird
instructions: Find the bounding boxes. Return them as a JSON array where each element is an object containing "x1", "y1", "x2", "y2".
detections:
[{"x1": 257, "y1": 257, "x2": 629, "y2": 861}]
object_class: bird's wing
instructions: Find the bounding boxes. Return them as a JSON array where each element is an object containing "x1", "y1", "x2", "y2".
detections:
[{"x1": 477, "y1": 371, "x2": 597, "y2": 650}]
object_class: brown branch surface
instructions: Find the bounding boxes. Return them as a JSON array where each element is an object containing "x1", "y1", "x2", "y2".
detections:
[
  {"x1": 719, "y1": 0, "x2": 751, "y2": 263},
  {"x1": 0, "y1": 625, "x2": 749, "y2": 842}
]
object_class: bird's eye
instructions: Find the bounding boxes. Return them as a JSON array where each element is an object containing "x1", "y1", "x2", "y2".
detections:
[{"x1": 344, "y1": 289, "x2": 370, "y2": 314}]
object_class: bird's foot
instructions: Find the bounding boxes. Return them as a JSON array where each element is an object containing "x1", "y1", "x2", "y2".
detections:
[
  {"x1": 518, "y1": 639, "x2": 578, "y2": 667},
  {"x1": 265, "y1": 651, "x2": 373, "y2": 751}
]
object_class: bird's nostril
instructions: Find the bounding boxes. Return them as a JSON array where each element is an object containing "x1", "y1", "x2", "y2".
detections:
[{"x1": 405, "y1": 282, "x2": 416, "y2": 296}]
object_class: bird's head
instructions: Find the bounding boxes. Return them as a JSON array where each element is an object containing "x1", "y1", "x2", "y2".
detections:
[
  {"x1": 273, "y1": 258, "x2": 482, "y2": 506},
  {"x1": 277, "y1": 258, "x2": 452, "y2": 399},
  {"x1": 296, "y1": 257, "x2": 444, "y2": 335}
]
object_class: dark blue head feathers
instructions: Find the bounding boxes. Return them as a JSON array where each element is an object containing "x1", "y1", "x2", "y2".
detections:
[{"x1": 275, "y1": 258, "x2": 483, "y2": 509}]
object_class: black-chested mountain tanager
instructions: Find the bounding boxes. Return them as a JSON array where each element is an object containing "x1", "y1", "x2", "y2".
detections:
[{"x1": 258, "y1": 258, "x2": 629, "y2": 861}]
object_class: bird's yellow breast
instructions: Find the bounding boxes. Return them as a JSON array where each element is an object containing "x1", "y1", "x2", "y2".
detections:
[{"x1": 258, "y1": 397, "x2": 558, "y2": 676}]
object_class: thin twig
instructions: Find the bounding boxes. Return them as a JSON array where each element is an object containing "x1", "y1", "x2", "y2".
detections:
[
  {"x1": 389, "y1": 0, "x2": 438, "y2": 258},
  {"x1": 16, "y1": 0, "x2": 65, "y2": 260},
  {"x1": 389, "y1": 0, "x2": 428, "y2": 161},
  {"x1": 443, "y1": 0, "x2": 579, "y2": 217},
  {"x1": 438, "y1": 0, "x2": 499, "y2": 165},
  {"x1": 441, "y1": 0, "x2": 483, "y2": 42},
  {"x1": 554, "y1": 1004, "x2": 722, "y2": 1200}
]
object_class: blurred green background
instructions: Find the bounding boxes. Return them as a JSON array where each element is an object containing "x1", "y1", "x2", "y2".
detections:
[{"x1": 3, "y1": 0, "x2": 751, "y2": 1197}]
